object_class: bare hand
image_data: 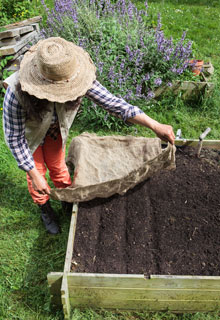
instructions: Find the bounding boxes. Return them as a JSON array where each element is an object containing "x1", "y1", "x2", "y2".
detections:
[
  {"x1": 154, "y1": 123, "x2": 175, "y2": 145},
  {"x1": 28, "y1": 168, "x2": 50, "y2": 195},
  {"x1": 127, "y1": 114, "x2": 175, "y2": 145}
]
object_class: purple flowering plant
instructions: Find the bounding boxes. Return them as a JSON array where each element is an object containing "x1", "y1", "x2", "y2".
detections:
[{"x1": 41, "y1": 0, "x2": 193, "y2": 130}]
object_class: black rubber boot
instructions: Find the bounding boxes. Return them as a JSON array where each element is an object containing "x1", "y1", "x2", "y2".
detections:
[
  {"x1": 39, "y1": 200, "x2": 60, "y2": 234},
  {"x1": 61, "y1": 201, "x2": 73, "y2": 215}
]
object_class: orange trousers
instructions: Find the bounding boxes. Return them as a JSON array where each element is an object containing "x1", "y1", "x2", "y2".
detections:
[{"x1": 26, "y1": 134, "x2": 72, "y2": 205}]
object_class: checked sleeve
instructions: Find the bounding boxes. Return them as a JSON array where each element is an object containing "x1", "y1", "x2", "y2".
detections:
[
  {"x1": 3, "y1": 86, "x2": 35, "y2": 172},
  {"x1": 86, "y1": 80, "x2": 144, "y2": 122}
]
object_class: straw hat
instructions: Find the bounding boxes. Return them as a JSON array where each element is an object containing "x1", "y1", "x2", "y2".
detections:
[{"x1": 19, "y1": 37, "x2": 96, "y2": 103}]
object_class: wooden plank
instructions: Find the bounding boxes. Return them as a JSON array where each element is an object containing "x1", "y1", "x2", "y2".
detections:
[
  {"x1": 64, "y1": 203, "x2": 78, "y2": 273},
  {"x1": 0, "y1": 25, "x2": 34, "y2": 40},
  {"x1": 9, "y1": 43, "x2": 31, "y2": 61},
  {"x1": 174, "y1": 139, "x2": 220, "y2": 150},
  {"x1": 161, "y1": 139, "x2": 220, "y2": 150},
  {"x1": 67, "y1": 273, "x2": 220, "y2": 289},
  {"x1": 0, "y1": 35, "x2": 21, "y2": 47},
  {"x1": 2, "y1": 16, "x2": 42, "y2": 30},
  {"x1": 47, "y1": 272, "x2": 63, "y2": 286},
  {"x1": 154, "y1": 80, "x2": 214, "y2": 99},
  {"x1": 31, "y1": 23, "x2": 40, "y2": 33},
  {"x1": 61, "y1": 204, "x2": 78, "y2": 319},
  {"x1": 68, "y1": 298, "x2": 220, "y2": 312},
  {"x1": 0, "y1": 30, "x2": 38, "y2": 56},
  {"x1": 61, "y1": 275, "x2": 71, "y2": 320},
  {"x1": 68, "y1": 287, "x2": 220, "y2": 301},
  {"x1": 47, "y1": 272, "x2": 63, "y2": 307}
]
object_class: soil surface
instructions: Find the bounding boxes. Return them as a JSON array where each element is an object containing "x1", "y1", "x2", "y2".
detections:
[{"x1": 71, "y1": 147, "x2": 220, "y2": 276}]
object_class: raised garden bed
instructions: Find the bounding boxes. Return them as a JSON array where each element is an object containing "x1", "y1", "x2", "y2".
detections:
[
  {"x1": 154, "y1": 80, "x2": 215, "y2": 99},
  {"x1": 154, "y1": 62, "x2": 215, "y2": 99},
  {"x1": 47, "y1": 141, "x2": 220, "y2": 319}
]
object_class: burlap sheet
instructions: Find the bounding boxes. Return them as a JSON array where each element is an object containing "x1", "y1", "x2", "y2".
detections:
[{"x1": 50, "y1": 133, "x2": 176, "y2": 202}]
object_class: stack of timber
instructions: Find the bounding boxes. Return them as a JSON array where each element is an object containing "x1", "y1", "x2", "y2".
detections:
[{"x1": 0, "y1": 16, "x2": 42, "y2": 88}]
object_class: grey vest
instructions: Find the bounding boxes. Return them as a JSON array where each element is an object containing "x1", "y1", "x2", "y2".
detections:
[{"x1": 4, "y1": 71, "x2": 80, "y2": 154}]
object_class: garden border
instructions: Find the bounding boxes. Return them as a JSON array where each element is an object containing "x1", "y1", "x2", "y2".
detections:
[
  {"x1": 154, "y1": 80, "x2": 215, "y2": 99},
  {"x1": 47, "y1": 141, "x2": 220, "y2": 320}
]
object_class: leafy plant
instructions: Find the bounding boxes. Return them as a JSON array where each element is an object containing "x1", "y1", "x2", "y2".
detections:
[
  {"x1": 40, "y1": 0, "x2": 193, "y2": 130},
  {"x1": 0, "y1": 56, "x2": 14, "y2": 108},
  {"x1": 0, "y1": 0, "x2": 36, "y2": 26}
]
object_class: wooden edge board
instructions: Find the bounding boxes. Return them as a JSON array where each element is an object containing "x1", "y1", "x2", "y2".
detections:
[
  {"x1": 61, "y1": 274, "x2": 70, "y2": 320},
  {"x1": 67, "y1": 288, "x2": 220, "y2": 302},
  {"x1": 66, "y1": 273, "x2": 220, "y2": 289},
  {"x1": 68, "y1": 298, "x2": 220, "y2": 312},
  {"x1": 151, "y1": 274, "x2": 220, "y2": 280},
  {"x1": 47, "y1": 272, "x2": 63, "y2": 307},
  {"x1": 64, "y1": 203, "x2": 78, "y2": 273},
  {"x1": 162, "y1": 139, "x2": 220, "y2": 150}
]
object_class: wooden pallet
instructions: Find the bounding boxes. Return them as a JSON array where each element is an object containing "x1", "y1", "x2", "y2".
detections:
[
  {"x1": 0, "y1": 16, "x2": 41, "y2": 80},
  {"x1": 47, "y1": 141, "x2": 220, "y2": 319}
]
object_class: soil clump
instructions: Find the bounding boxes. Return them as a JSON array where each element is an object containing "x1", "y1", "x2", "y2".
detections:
[{"x1": 71, "y1": 147, "x2": 220, "y2": 276}]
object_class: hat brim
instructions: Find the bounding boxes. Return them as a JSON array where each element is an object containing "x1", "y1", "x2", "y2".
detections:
[{"x1": 19, "y1": 41, "x2": 96, "y2": 103}]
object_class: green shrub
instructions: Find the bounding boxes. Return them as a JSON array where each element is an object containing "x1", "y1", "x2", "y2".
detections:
[
  {"x1": 41, "y1": 0, "x2": 193, "y2": 131},
  {"x1": 0, "y1": 56, "x2": 14, "y2": 108},
  {"x1": 0, "y1": 0, "x2": 39, "y2": 26}
]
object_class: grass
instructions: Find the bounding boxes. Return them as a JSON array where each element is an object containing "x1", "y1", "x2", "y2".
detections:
[
  {"x1": 0, "y1": 0, "x2": 220, "y2": 319},
  {"x1": 130, "y1": 0, "x2": 220, "y2": 139}
]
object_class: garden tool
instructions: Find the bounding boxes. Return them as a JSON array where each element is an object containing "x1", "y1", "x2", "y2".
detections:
[
  {"x1": 196, "y1": 127, "x2": 211, "y2": 158},
  {"x1": 175, "y1": 129, "x2": 182, "y2": 140}
]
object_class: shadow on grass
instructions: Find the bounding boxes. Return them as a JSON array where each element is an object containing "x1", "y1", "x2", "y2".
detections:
[
  {"x1": 0, "y1": 172, "x2": 69, "y2": 319},
  {"x1": 19, "y1": 215, "x2": 70, "y2": 320}
]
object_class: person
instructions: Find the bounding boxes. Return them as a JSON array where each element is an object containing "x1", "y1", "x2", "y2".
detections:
[{"x1": 3, "y1": 37, "x2": 175, "y2": 235}]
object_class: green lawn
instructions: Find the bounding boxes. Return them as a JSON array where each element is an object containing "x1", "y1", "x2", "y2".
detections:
[
  {"x1": 0, "y1": 0, "x2": 220, "y2": 319},
  {"x1": 129, "y1": 0, "x2": 220, "y2": 140}
]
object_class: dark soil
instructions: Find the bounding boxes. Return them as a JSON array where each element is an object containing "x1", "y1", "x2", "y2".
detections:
[{"x1": 71, "y1": 147, "x2": 220, "y2": 276}]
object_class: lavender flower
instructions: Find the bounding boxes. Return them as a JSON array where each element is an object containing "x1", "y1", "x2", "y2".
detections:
[
  {"x1": 145, "y1": 73, "x2": 150, "y2": 81},
  {"x1": 147, "y1": 91, "x2": 155, "y2": 99},
  {"x1": 154, "y1": 78, "x2": 162, "y2": 86},
  {"x1": 41, "y1": 0, "x2": 193, "y2": 111}
]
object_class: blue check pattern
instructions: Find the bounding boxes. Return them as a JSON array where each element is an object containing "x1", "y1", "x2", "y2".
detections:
[
  {"x1": 3, "y1": 80, "x2": 143, "y2": 172},
  {"x1": 86, "y1": 80, "x2": 143, "y2": 121}
]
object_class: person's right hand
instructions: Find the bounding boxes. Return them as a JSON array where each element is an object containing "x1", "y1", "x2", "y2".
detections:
[
  {"x1": 28, "y1": 167, "x2": 50, "y2": 195},
  {"x1": 153, "y1": 123, "x2": 175, "y2": 145}
]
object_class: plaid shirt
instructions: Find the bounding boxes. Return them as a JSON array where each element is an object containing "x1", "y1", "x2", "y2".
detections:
[{"x1": 3, "y1": 80, "x2": 143, "y2": 172}]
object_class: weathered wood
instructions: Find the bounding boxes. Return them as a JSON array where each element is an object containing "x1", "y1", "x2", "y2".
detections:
[
  {"x1": 174, "y1": 139, "x2": 220, "y2": 150},
  {"x1": 0, "y1": 25, "x2": 34, "y2": 40},
  {"x1": 64, "y1": 203, "x2": 78, "y2": 273},
  {"x1": 9, "y1": 43, "x2": 31, "y2": 61},
  {"x1": 67, "y1": 273, "x2": 220, "y2": 289},
  {"x1": 2, "y1": 16, "x2": 42, "y2": 30},
  {"x1": 161, "y1": 139, "x2": 220, "y2": 150},
  {"x1": 68, "y1": 298, "x2": 220, "y2": 312},
  {"x1": 31, "y1": 23, "x2": 40, "y2": 33},
  {"x1": 0, "y1": 30, "x2": 38, "y2": 56},
  {"x1": 0, "y1": 35, "x2": 21, "y2": 47},
  {"x1": 68, "y1": 286, "x2": 220, "y2": 301},
  {"x1": 61, "y1": 275, "x2": 70, "y2": 320},
  {"x1": 154, "y1": 80, "x2": 215, "y2": 99},
  {"x1": 47, "y1": 272, "x2": 63, "y2": 307}
]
